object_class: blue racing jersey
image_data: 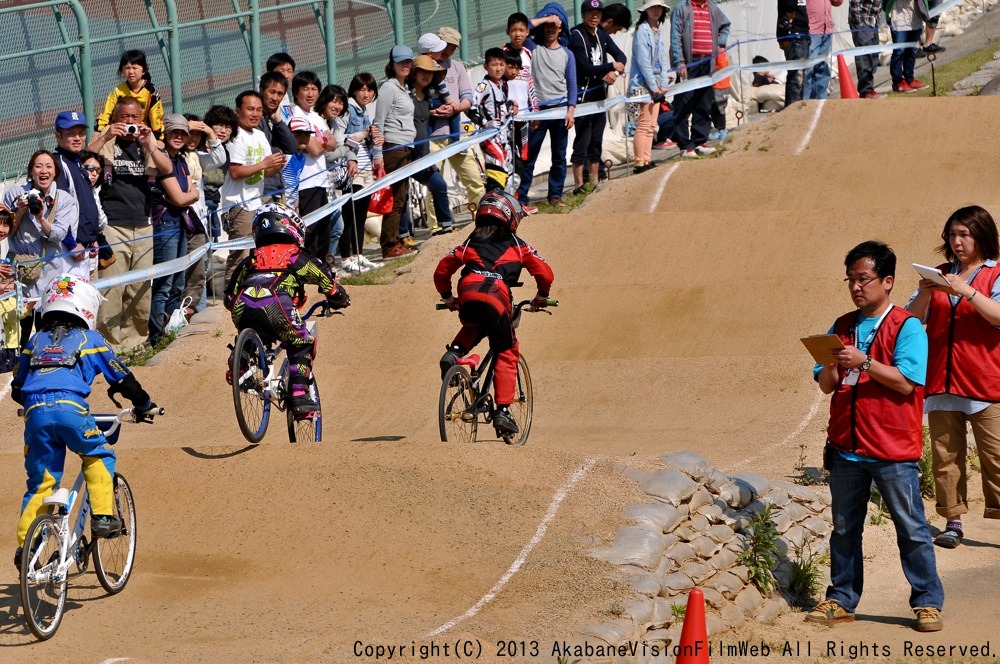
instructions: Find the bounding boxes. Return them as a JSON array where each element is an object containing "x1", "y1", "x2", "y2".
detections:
[{"x1": 12, "y1": 327, "x2": 133, "y2": 402}]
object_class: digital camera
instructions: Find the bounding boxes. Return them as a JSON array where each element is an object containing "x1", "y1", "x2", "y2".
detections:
[
  {"x1": 24, "y1": 189, "x2": 44, "y2": 215},
  {"x1": 124, "y1": 123, "x2": 139, "y2": 136}
]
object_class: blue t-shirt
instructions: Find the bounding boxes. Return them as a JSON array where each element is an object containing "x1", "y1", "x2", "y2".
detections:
[{"x1": 813, "y1": 308, "x2": 928, "y2": 463}]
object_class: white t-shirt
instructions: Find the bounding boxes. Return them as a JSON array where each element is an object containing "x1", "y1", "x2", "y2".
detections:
[
  {"x1": 507, "y1": 48, "x2": 533, "y2": 110},
  {"x1": 292, "y1": 107, "x2": 328, "y2": 192},
  {"x1": 220, "y1": 126, "x2": 271, "y2": 211}
]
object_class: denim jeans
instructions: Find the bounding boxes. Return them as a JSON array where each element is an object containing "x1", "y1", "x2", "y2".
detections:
[
  {"x1": 327, "y1": 208, "x2": 344, "y2": 260},
  {"x1": 149, "y1": 218, "x2": 188, "y2": 344},
  {"x1": 517, "y1": 118, "x2": 569, "y2": 204},
  {"x1": 782, "y1": 38, "x2": 810, "y2": 105},
  {"x1": 804, "y1": 33, "x2": 832, "y2": 100},
  {"x1": 852, "y1": 26, "x2": 881, "y2": 95},
  {"x1": 414, "y1": 166, "x2": 453, "y2": 228},
  {"x1": 891, "y1": 29, "x2": 921, "y2": 85},
  {"x1": 826, "y1": 451, "x2": 944, "y2": 612},
  {"x1": 671, "y1": 60, "x2": 713, "y2": 150}
]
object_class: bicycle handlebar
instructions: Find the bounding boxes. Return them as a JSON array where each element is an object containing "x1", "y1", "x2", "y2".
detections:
[
  {"x1": 303, "y1": 300, "x2": 342, "y2": 320},
  {"x1": 15, "y1": 406, "x2": 164, "y2": 423},
  {"x1": 436, "y1": 299, "x2": 559, "y2": 311}
]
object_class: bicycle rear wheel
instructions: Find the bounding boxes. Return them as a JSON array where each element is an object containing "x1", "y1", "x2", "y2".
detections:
[
  {"x1": 232, "y1": 328, "x2": 271, "y2": 444},
  {"x1": 283, "y1": 360, "x2": 323, "y2": 442},
  {"x1": 439, "y1": 365, "x2": 478, "y2": 443},
  {"x1": 504, "y1": 356, "x2": 534, "y2": 446},
  {"x1": 20, "y1": 514, "x2": 67, "y2": 640},
  {"x1": 93, "y1": 473, "x2": 137, "y2": 594}
]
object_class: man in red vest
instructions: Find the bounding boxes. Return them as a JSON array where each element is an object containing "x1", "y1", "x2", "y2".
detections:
[{"x1": 807, "y1": 241, "x2": 945, "y2": 632}]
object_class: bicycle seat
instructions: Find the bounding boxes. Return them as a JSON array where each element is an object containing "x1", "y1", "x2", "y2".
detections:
[
  {"x1": 43, "y1": 488, "x2": 71, "y2": 507},
  {"x1": 457, "y1": 354, "x2": 481, "y2": 368}
]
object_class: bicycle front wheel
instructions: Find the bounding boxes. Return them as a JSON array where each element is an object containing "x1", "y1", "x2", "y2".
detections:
[
  {"x1": 439, "y1": 365, "x2": 478, "y2": 443},
  {"x1": 93, "y1": 473, "x2": 137, "y2": 594},
  {"x1": 284, "y1": 360, "x2": 322, "y2": 443},
  {"x1": 20, "y1": 514, "x2": 67, "y2": 640},
  {"x1": 505, "y1": 356, "x2": 534, "y2": 446},
  {"x1": 232, "y1": 328, "x2": 271, "y2": 444}
]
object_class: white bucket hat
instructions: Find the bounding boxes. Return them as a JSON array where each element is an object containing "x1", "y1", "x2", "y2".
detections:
[{"x1": 638, "y1": 0, "x2": 668, "y2": 11}]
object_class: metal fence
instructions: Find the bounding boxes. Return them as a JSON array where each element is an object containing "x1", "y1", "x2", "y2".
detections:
[{"x1": 0, "y1": 0, "x2": 595, "y2": 184}]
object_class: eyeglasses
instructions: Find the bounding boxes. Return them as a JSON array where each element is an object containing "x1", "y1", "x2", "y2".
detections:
[
  {"x1": 83, "y1": 165, "x2": 101, "y2": 172},
  {"x1": 844, "y1": 275, "x2": 880, "y2": 287}
]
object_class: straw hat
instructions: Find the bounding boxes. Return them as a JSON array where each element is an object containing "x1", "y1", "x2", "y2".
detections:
[{"x1": 412, "y1": 54, "x2": 446, "y2": 87}]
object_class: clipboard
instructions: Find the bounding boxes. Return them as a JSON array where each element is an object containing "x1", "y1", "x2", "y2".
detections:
[
  {"x1": 912, "y1": 263, "x2": 956, "y2": 293},
  {"x1": 800, "y1": 334, "x2": 846, "y2": 364}
]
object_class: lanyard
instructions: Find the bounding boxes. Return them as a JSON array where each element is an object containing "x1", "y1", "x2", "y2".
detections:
[{"x1": 854, "y1": 303, "x2": 893, "y2": 352}]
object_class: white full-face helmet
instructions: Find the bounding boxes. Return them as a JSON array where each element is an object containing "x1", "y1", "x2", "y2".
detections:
[{"x1": 38, "y1": 274, "x2": 104, "y2": 330}]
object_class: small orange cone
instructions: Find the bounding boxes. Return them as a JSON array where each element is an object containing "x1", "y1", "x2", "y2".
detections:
[
  {"x1": 675, "y1": 588, "x2": 710, "y2": 664},
  {"x1": 837, "y1": 54, "x2": 859, "y2": 99}
]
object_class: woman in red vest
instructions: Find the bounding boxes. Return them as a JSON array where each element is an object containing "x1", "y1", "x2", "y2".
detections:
[{"x1": 907, "y1": 205, "x2": 1000, "y2": 549}]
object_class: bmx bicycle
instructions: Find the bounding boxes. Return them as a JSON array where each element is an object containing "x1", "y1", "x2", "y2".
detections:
[
  {"x1": 231, "y1": 300, "x2": 338, "y2": 444},
  {"x1": 437, "y1": 298, "x2": 557, "y2": 445},
  {"x1": 18, "y1": 399, "x2": 163, "y2": 641}
]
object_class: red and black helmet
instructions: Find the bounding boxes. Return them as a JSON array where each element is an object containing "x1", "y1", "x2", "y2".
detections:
[{"x1": 474, "y1": 191, "x2": 524, "y2": 234}]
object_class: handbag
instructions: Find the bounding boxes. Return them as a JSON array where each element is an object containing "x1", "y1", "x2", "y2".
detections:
[
  {"x1": 368, "y1": 166, "x2": 394, "y2": 216},
  {"x1": 13, "y1": 254, "x2": 45, "y2": 286}
]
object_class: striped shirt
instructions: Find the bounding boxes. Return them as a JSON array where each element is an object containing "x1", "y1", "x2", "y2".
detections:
[{"x1": 691, "y1": 0, "x2": 715, "y2": 56}]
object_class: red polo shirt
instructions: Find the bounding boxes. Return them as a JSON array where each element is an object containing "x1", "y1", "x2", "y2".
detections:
[{"x1": 691, "y1": 0, "x2": 714, "y2": 56}]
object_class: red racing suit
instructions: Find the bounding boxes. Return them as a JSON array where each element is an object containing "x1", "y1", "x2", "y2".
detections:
[{"x1": 434, "y1": 236, "x2": 554, "y2": 405}]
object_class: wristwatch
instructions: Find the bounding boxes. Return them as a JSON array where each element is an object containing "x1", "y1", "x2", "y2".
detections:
[{"x1": 860, "y1": 355, "x2": 872, "y2": 372}]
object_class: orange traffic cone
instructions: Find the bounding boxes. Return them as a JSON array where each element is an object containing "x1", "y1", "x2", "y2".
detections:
[
  {"x1": 675, "y1": 588, "x2": 709, "y2": 664},
  {"x1": 837, "y1": 54, "x2": 859, "y2": 99}
]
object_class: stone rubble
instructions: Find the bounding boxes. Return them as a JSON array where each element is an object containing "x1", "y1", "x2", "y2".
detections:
[{"x1": 586, "y1": 451, "x2": 833, "y2": 649}]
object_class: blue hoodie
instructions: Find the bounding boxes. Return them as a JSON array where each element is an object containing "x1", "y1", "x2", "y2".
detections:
[{"x1": 526, "y1": 2, "x2": 572, "y2": 50}]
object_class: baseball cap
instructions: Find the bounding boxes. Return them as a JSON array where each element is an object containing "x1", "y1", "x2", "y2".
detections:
[
  {"x1": 163, "y1": 114, "x2": 190, "y2": 135},
  {"x1": 418, "y1": 33, "x2": 448, "y2": 54},
  {"x1": 288, "y1": 117, "x2": 312, "y2": 133},
  {"x1": 55, "y1": 110, "x2": 88, "y2": 131},
  {"x1": 438, "y1": 26, "x2": 461, "y2": 46},
  {"x1": 581, "y1": 0, "x2": 604, "y2": 13},
  {"x1": 391, "y1": 44, "x2": 415, "y2": 62}
]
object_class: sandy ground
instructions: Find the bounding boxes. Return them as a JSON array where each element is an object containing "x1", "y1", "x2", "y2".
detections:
[{"x1": 1, "y1": 97, "x2": 999, "y2": 662}]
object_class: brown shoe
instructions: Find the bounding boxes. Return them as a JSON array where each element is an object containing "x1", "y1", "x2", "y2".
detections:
[
  {"x1": 382, "y1": 243, "x2": 413, "y2": 259},
  {"x1": 914, "y1": 607, "x2": 943, "y2": 632},
  {"x1": 547, "y1": 197, "x2": 565, "y2": 208},
  {"x1": 805, "y1": 599, "x2": 855, "y2": 626}
]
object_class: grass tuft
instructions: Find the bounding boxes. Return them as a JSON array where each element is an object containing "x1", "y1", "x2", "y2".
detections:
[
  {"x1": 341, "y1": 254, "x2": 418, "y2": 286},
  {"x1": 117, "y1": 331, "x2": 177, "y2": 367}
]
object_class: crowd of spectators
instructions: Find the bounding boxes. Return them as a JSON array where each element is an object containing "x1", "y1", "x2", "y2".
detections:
[{"x1": 0, "y1": 0, "x2": 956, "y2": 354}]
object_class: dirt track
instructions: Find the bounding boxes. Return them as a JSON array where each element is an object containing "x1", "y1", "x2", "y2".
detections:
[{"x1": 2, "y1": 98, "x2": 999, "y2": 662}]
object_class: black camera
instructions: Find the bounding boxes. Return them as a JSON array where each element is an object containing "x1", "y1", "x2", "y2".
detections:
[{"x1": 25, "y1": 189, "x2": 43, "y2": 216}]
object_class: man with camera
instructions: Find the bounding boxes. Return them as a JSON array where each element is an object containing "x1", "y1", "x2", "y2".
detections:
[{"x1": 87, "y1": 96, "x2": 172, "y2": 350}]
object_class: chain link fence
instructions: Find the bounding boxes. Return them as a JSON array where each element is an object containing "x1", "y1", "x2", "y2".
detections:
[{"x1": 0, "y1": 0, "x2": 581, "y2": 185}]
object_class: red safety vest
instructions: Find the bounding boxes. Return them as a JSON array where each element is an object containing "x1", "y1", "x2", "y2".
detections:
[
  {"x1": 826, "y1": 306, "x2": 924, "y2": 461},
  {"x1": 926, "y1": 263, "x2": 1000, "y2": 401}
]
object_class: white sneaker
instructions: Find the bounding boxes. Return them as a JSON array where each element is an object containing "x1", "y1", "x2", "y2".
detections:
[
  {"x1": 340, "y1": 257, "x2": 364, "y2": 274},
  {"x1": 680, "y1": 149, "x2": 698, "y2": 158},
  {"x1": 357, "y1": 255, "x2": 383, "y2": 270},
  {"x1": 694, "y1": 145, "x2": 717, "y2": 156}
]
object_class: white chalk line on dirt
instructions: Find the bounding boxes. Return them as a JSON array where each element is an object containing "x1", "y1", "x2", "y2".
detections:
[
  {"x1": 424, "y1": 457, "x2": 598, "y2": 638},
  {"x1": 794, "y1": 99, "x2": 826, "y2": 156},
  {"x1": 0, "y1": 375, "x2": 12, "y2": 404},
  {"x1": 648, "y1": 163, "x2": 680, "y2": 213},
  {"x1": 726, "y1": 391, "x2": 823, "y2": 472},
  {"x1": 101, "y1": 658, "x2": 131, "y2": 664}
]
